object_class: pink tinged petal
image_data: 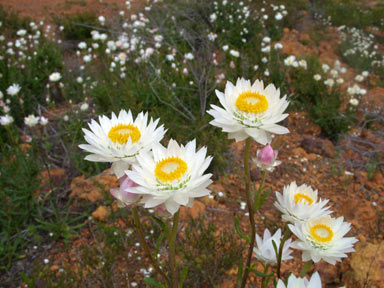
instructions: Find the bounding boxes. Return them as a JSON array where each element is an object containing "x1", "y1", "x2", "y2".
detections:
[
  {"x1": 257, "y1": 145, "x2": 275, "y2": 164},
  {"x1": 110, "y1": 175, "x2": 140, "y2": 204}
]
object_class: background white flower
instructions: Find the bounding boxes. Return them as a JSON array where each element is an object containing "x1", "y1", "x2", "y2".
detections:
[
  {"x1": 253, "y1": 228, "x2": 293, "y2": 265},
  {"x1": 49, "y1": 72, "x2": 61, "y2": 82},
  {"x1": 7, "y1": 83, "x2": 21, "y2": 96},
  {"x1": 24, "y1": 115, "x2": 40, "y2": 127},
  {"x1": 0, "y1": 114, "x2": 14, "y2": 126}
]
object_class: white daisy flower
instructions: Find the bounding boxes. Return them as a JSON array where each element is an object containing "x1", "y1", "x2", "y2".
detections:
[
  {"x1": 0, "y1": 114, "x2": 14, "y2": 126},
  {"x1": 126, "y1": 139, "x2": 213, "y2": 215},
  {"x1": 24, "y1": 114, "x2": 40, "y2": 127},
  {"x1": 313, "y1": 74, "x2": 321, "y2": 81},
  {"x1": 7, "y1": 83, "x2": 21, "y2": 96},
  {"x1": 275, "y1": 12, "x2": 283, "y2": 21},
  {"x1": 40, "y1": 116, "x2": 49, "y2": 126},
  {"x1": 277, "y1": 272, "x2": 322, "y2": 288},
  {"x1": 299, "y1": 60, "x2": 307, "y2": 69},
  {"x1": 79, "y1": 110, "x2": 166, "y2": 178},
  {"x1": 349, "y1": 98, "x2": 359, "y2": 106},
  {"x1": 207, "y1": 78, "x2": 289, "y2": 144},
  {"x1": 274, "y1": 182, "x2": 332, "y2": 223},
  {"x1": 321, "y1": 64, "x2": 330, "y2": 73},
  {"x1": 253, "y1": 228, "x2": 293, "y2": 265},
  {"x1": 49, "y1": 72, "x2": 61, "y2": 82},
  {"x1": 289, "y1": 215, "x2": 358, "y2": 265},
  {"x1": 229, "y1": 49, "x2": 240, "y2": 57}
]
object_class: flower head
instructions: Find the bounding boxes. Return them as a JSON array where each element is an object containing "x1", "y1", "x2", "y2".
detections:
[
  {"x1": 0, "y1": 114, "x2": 14, "y2": 126},
  {"x1": 349, "y1": 98, "x2": 359, "y2": 106},
  {"x1": 289, "y1": 215, "x2": 358, "y2": 264},
  {"x1": 40, "y1": 116, "x2": 49, "y2": 126},
  {"x1": 24, "y1": 115, "x2": 40, "y2": 127},
  {"x1": 207, "y1": 78, "x2": 289, "y2": 145},
  {"x1": 313, "y1": 74, "x2": 321, "y2": 81},
  {"x1": 79, "y1": 110, "x2": 166, "y2": 177},
  {"x1": 254, "y1": 144, "x2": 281, "y2": 171},
  {"x1": 277, "y1": 272, "x2": 322, "y2": 288},
  {"x1": 253, "y1": 228, "x2": 293, "y2": 265},
  {"x1": 49, "y1": 72, "x2": 61, "y2": 82},
  {"x1": 126, "y1": 139, "x2": 213, "y2": 215},
  {"x1": 7, "y1": 83, "x2": 21, "y2": 96},
  {"x1": 274, "y1": 182, "x2": 332, "y2": 223}
]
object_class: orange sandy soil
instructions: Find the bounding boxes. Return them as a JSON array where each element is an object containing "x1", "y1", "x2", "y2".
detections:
[{"x1": 0, "y1": 0, "x2": 131, "y2": 21}]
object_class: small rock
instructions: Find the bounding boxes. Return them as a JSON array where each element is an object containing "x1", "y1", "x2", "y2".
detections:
[
  {"x1": 70, "y1": 170, "x2": 118, "y2": 203},
  {"x1": 349, "y1": 241, "x2": 384, "y2": 287},
  {"x1": 314, "y1": 261, "x2": 340, "y2": 285},
  {"x1": 179, "y1": 200, "x2": 205, "y2": 221},
  {"x1": 301, "y1": 135, "x2": 336, "y2": 158},
  {"x1": 92, "y1": 206, "x2": 110, "y2": 222},
  {"x1": 306, "y1": 153, "x2": 317, "y2": 161},
  {"x1": 373, "y1": 172, "x2": 384, "y2": 186},
  {"x1": 50, "y1": 265, "x2": 60, "y2": 271},
  {"x1": 340, "y1": 198, "x2": 377, "y2": 232},
  {"x1": 292, "y1": 147, "x2": 307, "y2": 158}
]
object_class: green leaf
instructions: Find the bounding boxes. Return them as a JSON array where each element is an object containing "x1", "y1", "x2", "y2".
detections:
[
  {"x1": 155, "y1": 231, "x2": 165, "y2": 256},
  {"x1": 234, "y1": 216, "x2": 250, "y2": 243},
  {"x1": 144, "y1": 277, "x2": 164, "y2": 288},
  {"x1": 249, "y1": 268, "x2": 274, "y2": 278},
  {"x1": 179, "y1": 266, "x2": 189, "y2": 288},
  {"x1": 256, "y1": 188, "x2": 272, "y2": 210},
  {"x1": 272, "y1": 239, "x2": 278, "y2": 259}
]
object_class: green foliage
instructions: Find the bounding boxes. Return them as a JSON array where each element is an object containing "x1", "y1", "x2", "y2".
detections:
[
  {"x1": 0, "y1": 5, "x2": 31, "y2": 34},
  {"x1": 54, "y1": 11, "x2": 98, "y2": 41},
  {"x1": 315, "y1": 0, "x2": 384, "y2": 29},
  {"x1": 284, "y1": 55, "x2": 353, "y2": 137},
  {"x1": 0, "y1": 37, "x2": 63, "y2": 125},
  {"x1": 0, "y1": 149, "x2": 41, "y2": 269},
  {"x1": 180, "y1": 217, "x2": 244, "y2": 287},
  {"x1": 338, "y1": 28, "x2": 383, "y2": 75}
]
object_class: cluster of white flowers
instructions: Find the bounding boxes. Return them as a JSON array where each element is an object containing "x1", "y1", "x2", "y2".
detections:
[
  {"x1": 339, "y1": 26, "x2": 384, "y2": 68},
  {"x1": 283, "y1": 55, "x2": 306, "y2": 69},
  {"x1": 80, "y1": 110, "x2": 213, "y2": 216},
  {"x1": 275, "y1": 181, "x2": 357, "y2": 265},
  {"x1": 207, "y1": 78, "x2": 356, "y2": 286},
  {"x1": 24, "y1": 115, "x2": 49, "y2": 127}
]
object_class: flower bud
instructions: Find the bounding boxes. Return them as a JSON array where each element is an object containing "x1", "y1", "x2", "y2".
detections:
[
  {"x1": 254, "y1": 144, "x2": 281, "y2": 171},
  {"x1": 110, "y1": 174, "x2": 140, "y2": 206}
]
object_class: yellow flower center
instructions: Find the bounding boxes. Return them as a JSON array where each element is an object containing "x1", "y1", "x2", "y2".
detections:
[
  {"x1": 155, "y1": 157, "x2": 188, "y2": 182},
  {"x1": 235, "y1": 91, "x2": 269, "y2": 114},
  {"x1": 294, "y1": 193, "x2": 313, "y2": 205},
  {"x1": 108, "y1": 124, "x2": 141, "y2": 145},
  {"x1": 310, "y1": 224, "x2": 334, "y2": 243}
]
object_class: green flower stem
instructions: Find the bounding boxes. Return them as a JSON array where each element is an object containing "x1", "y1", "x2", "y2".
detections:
[
  {"x1": 240, "y1": 137, "x2": 256, "y2": 288},
  {"x1": 168, "y1": 210, "x2": 180, "y2": 288},
  {"x1": 299, "y1": 261, "x2": 313, "y2": 278},
  {"x1": 254, "y1": 169, "x2": 267, "y2": 211},
  {"x1": 132, "y1": 207, "x2": 171, "y2": 287},
  {"x1": 261, "y1": 264, "x2": 270, "y2": 288},
  {"x1": 276, "y1": 226, "x2": 291, "y2": 279}
]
